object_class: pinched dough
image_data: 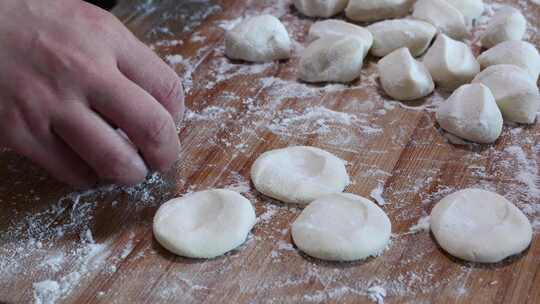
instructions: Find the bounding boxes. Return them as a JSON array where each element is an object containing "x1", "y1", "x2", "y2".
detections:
[
  {"x1": 293, "y1": 0, "x2": 348, "y2": 17},
  {"x1": 308, "y1": 19, "x2": 373, "y2": 58},
  {"x1": 413, "y1": 0, "x2": 469, "y2": 40},
  {"x1": 345, "y1": 0, "x2": 415, "y2": 23},
  {"x1": 477, "y1": 40, "x2": 540, "y2": 81},
  {"x1": 480, "y1": 6, "x2": 527, "y2": 49},
  {"x1": 367, "y1": 19, "x2": 436, "y2": 57}
]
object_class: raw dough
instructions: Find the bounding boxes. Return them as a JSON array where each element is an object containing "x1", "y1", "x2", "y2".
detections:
[
  {"x1": 250, "y1": 146, "x2": 349, "y2": 204},
  {"x1": 423, "y1": 34, "x2": 480, "y2": 91},
  {"x1": 153, "y1": 189, "x2": 256, "y2": 258},
  {"x1": 345, "y1": 0, "x2": 415, "y2": 23},
  {"x1": 225, "y1": 15, "x2": 291, "y2": 62},
  {"x1": 446, "y1": 0, "x2": 484, "y2": 24},
  {"x1": 293, "y1": 0, "x2": 348, "y2": 17},
  {"x1": 367, "y1": 19, "x2": 436, "y2": 57},
  {"x1": 472, "y1": 65, "x2": 540, "y2": 124},
  {"x1": 299, "y1": 36, "x2": 366, "y2": 83},
  {"x1": 477, "y1": 40, "x2": 540, "y2": 81},
  {"x1": 436, "y1": 83, "x2": 502, "y2": 143},
  {"x1": 291, "y1": 193, "x2": 392, "y2": 261},
  {"x1": 378, "y1": 47, "x2": 434, "y2": 101},
  {"x1": 413, "y1": 0, "x2": 469, "y2": 40},
  {"x1": 308, "y1": 19, "x2": 373, "y2": 58},
  {"x1": 430, "y1": 188, "x2": 532, "y2": 263},
  {"x1": 480, "y1": 6, "x2": 527, "y2": 49}
]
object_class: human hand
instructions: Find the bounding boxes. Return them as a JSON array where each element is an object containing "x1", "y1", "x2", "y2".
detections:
[{"x1": 0, "y1": 0, "x2": 184, "y2": 187}]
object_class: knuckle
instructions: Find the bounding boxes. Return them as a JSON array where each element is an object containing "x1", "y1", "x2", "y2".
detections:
[
  {"x1": 144, "y1": 113, "x2": 175, "y2": 147},
  {"x1": 159, "y1": 75, "x2": 185, "y2": 118},
  {"x1": 99, "y1": 150, "x2": 144, "y2": 183}
]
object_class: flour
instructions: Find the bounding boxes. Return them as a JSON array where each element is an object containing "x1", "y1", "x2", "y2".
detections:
[
  {"x1": 408, "y1": 216, "x2": 431, "y2": 234},
  {"x1": 370, "y1": 183, "x2": 387, "y2": 206}
]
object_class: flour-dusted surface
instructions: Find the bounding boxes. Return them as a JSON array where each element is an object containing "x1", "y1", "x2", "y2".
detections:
[{"x1": 1, "y1": 0, "x2": 540, "y2": 303}]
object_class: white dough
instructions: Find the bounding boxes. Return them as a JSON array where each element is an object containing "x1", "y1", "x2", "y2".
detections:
[
  {"x1": 423, "y1": 34, "x2": 480, "y2": 91},
  {"x1": 430, "y1": 188, "x2": 532, "y2": 263},
  {"x1": 153, "y1": 189, "x2": 256, "y2": 259},
  {"x1": 291, "y1": 193, "x2": 391, "y2": 261},
  {"x1": 480, "y1": 7, "x2": 527, "y2": 49},
  {"x1": 477, "y1": 40, "x2": 540, "y2": 81},
  {"x1": 413, "y1": 0, "x2": 469, "y2": 40},
  {"x1": 225, "y1": 15, "x2": 291, "y2": 62},
  {"x1": 293, "y1": 0, "x2": 348, "y2": 17},
  {"x1": 308, "y1": 19, "x2": 373, "y2": 58},
  {"x1": 250, "y1": 146, "x2": 349, "y2": 204},
  {"x1": 299, "y1": 36, "x2": 366, "y2": 83},
  {"x1": 446, "y1": 0, "x2": 484, "y2": 24},
  {"x1": 378, "y1": 47, "x2": 435, "y2": 101},
  {"x1": 367, "y1": 19, "x2": 436, "y2": 57},
  {"x1": 345, "y1": 0, "x2": 415, "y2": 23},
  {"x1": 472, "y1": 65, "x2": 540, "y2": 124},
  {"x1": 436, "y1": 83, "x2": 503, "y2": 143}
]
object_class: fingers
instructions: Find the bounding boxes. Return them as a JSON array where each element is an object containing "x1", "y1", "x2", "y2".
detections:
[
  {"x1": 89, "y1": 70, "x2": 181, "y2": 172},
  {"x1": 52, "y1": 103, "x2": 149, "y2": 185},
  {"x1": 114, "y1": 33, "x2": 185, "y2": 122}
]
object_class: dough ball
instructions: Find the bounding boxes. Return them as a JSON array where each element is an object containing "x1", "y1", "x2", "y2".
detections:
[
  {"x1": 292, "y1": 193, "x2": 392, "y2": 261},
  {"x1": 423, "y1": 34, "x2": 480, "y2": 91},
  {"x1": 293, "y1": 0, "x2": 348, "y2": 18},
  {"x1": 378, "y1": 47, "x2": 434, "y2": 101},
  {"x1": 299, "y1": 36, "x2": 366, "y2": 83},
  {"x1": 153, "y1": 189, "x2": 256, "y2": 258},
  {"x1": 480, "y1": 7, "x2": 527, "y2": 49},
  {"x1": 436, "y1": 83, "x2": 502, "y2": 144},
  {"x1": 345, "y1": 0, "x2": 415, "y2": 23},
  {"x1": 308, "y1": 19, "x2": 373, "y2": 58},
  {"x1": 477, "y1": 40, "x2": 540, "y2": 81},
  {"x1": 413, "y1": 0, "x2": 469, "y2": 40},
  {"x1": 367, "y1": 19, "x2": 436, "y2": 57},
  {"x1": 472, "y1": 65, "x2": 540, "y2": 124},
  {"x1": 446, "y1": 0, "x2": 484, "y2": 24},
  {"x1": 225, "y1": 15, "x2": 291, "y2": 62},
  {"x1": 250, "y1": 146, "x2": 349, "y2": 204},
  {"x1": 430, "y1": 188, "x2": 532, "y2": 263}
]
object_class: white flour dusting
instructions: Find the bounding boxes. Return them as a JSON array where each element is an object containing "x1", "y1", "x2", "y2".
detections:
[{"x1": 370, "y1": 183, "x2": 387, "y2": 206}]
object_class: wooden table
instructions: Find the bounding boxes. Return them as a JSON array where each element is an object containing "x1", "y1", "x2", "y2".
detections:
[{"x1": 1, "y1": 0, "x2": 540, "y2": 303}]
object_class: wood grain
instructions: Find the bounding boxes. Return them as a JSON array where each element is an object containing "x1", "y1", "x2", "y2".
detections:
[{"x1": 1, "y1": 0, "x2": 540, "y2": 303}]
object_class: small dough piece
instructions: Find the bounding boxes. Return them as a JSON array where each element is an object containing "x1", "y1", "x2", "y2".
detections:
[
  {"x1": 251, "y1": 146, "x2": 349, "y2": 204},
  {"x1": 477, "y1": 40, "x2": 540, "y2": 81},
  {"x1": 225, "y1": 15, "x2": 291, "y2": 62},
  {"x1": 293, "y1": 0, "x2": 348, "y2": 17},
  {"x1": 423, "y1": 34, "x2": 480, "y2": 91},
  {"x1": 472, "y1": 65, "x2": 540, "y2": 124},
  {"x1": 413, "y1": 0, "x2": 469, "y2": 40},
  {"x1": 378, "y1": 47, "x2": 434, "y2": 101},
  {"x1": 292, "y1": 193, "x2": 391, "y2": 261},
  {"x1": 367, "y1": 19, "x2": 436, "y2": 57},
  {"x1": 436, "y1": 83, "x2": 502, "y2": 143},
  {"x1": 153, "y1": 189, "x2": 256, "y2": 259},
  {"x1": 446, "y1": 0, "x2": 484, "y2": 24},
  {"x1": 480, "y1": 7, "x2": 527, "y2": 49},
  {"x1": 430, "y1": 188, "x2": 532, "y2": 263},
  {"x1": 345, "y1": 0, "x2": 415, "y2": 23},
  {"x1": 308, "y1": 19, "x2": 373, "y2": 58},
  {"x1": 299, "y1": 36, "x2": 365, "y2": 83}
]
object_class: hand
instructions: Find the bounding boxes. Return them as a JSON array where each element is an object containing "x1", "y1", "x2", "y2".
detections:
[{"x1": 0, "y1": 0, "x2": 184, "y2": 187}]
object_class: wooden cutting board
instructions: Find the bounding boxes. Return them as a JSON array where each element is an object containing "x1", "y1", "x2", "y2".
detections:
[{"x1": 1, "y1": 0, "x2": 540, "y2": 303}]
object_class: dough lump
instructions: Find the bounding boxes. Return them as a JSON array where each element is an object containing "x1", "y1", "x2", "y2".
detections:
[
  {"x1": 225, "y1": 15, "x2": 291, "y2": 62},
  {"x1": 413, "y1": 0, "x2": 469, "y2": 40},
  {"x1": 480, "y1": 6, "x2": 526, "y2": 49},
  {"x1": 293, "y1": 0, "x2": 348, "y2": 17},
  {"x1": 430, "y1": 188, "x2": 532, "y2": 263},
  {"x1": 446, "y1": 0, "x2": 484, "y2": 24},
  {"x1": 345, "y1": 0, "x2": 415, "y2": 23},
  {"x1": 477, "y1": 40, "x2": 540, "y2": 81},
  {"x1": 367, "y1": 19, "x2": 436, "y2": 57},
  {"x1": 308, "y1": 19, "x2": 373, "y2": 58},
  {"x1": 153, "y1": 189, "x2": 256, "y2": 258},
  {"x1": 250, "y1": 146, "x2": 349, "y2": 204},
  {"x1": 292, "y1": 193, "x2": 391, "y2": 261}
]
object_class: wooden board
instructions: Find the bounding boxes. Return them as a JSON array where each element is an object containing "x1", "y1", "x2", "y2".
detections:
[{"x1": 1, "y1": 0, "x2": 540, "y2": 303}]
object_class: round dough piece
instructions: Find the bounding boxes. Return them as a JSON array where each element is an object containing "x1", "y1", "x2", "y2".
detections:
[
  {"x1": 299, "y1": 36, "x2": 366, "y2": 83},
  {"x1": 292, "y1": 193, "x2": 392, "y2": 261},
  {"x1": 477, "y1": 40, "x2": 540, "y2": 81},
  {"x1": 225, "y1": 15, "x2": 291, "y2": 62},
  {"x1": 293, "y1": 0, "x2": 348, "y2": 17},
  {"x1": 251, "y1": 146, "x2": 349, "y2": 204},
  {"x1": 345, "y1": 0, "x2": 415, "y2": 23},
  {"x1": 308, "y1": 19, "x2": 373, "y2": 58},
  {"x1": 413, "y1": 0, "x2": 469, "y2": 40},
  {"x1": 430, "y1": 188, "x2": 532, "y2": 263},
  {"x1": 153, "y1": 189, "x2": 256, "y2": 258},
  {"x1": 378, "y1": 47, "x2": 435, "y2": 101},
  {"x1": 436, "y1": 83, "x2": 502, "y2": 143},
  {"x1": 367, "y1": 19, "x2": 436, "y2": 57},
  {"x1": 480, "y1": 6, "x2": 526, "y2": 49},
  {"x1": 446, "y1": 0, "x2": 484, "y2": 24}
]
